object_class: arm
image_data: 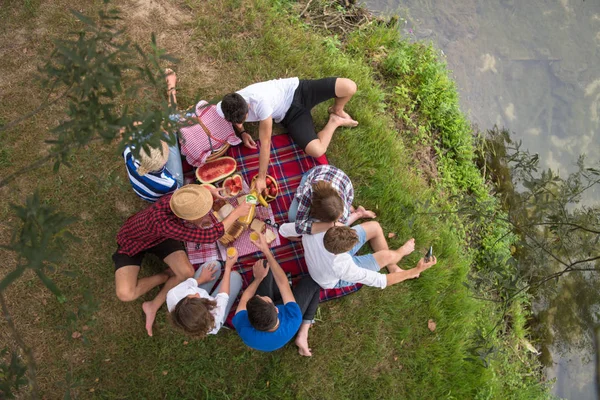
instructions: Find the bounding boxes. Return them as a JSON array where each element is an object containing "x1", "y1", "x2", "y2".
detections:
[
  {"x1": 252, "y1": 232, "x2": 295, "y2": 304},
  {"x1": 308, "y1": 221, "x2": 335, "y2": 235},
  {"x1": 235, "y1": 260, "x2": 269, "y2": 313},
  {"x1": 195, "y1": 263, "x2": 220, "y2": 285},
  {"x1": 264, "y1": 249, "x2": 295, "y2": 304},
  {"x1": 218, "y1": 250, "x2": 239, "y2": 295},
  {"x1": 233, "y1": 123, "x2": 257, "y2": 149},
  {"x1": 254, "y1": 117, "x2": 273, "y2": 193},
  {"x1": 294, "y1": 192, "x2": 315, "y2": 235},
  {"x1": 221, "y1": 201, "x2": 252, "y2": 231},
  {"x1": 386, "y1": 256, "x2": 437, "y2": 287}
]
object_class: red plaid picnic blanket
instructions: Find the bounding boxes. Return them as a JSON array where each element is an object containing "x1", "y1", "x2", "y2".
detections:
[
  {"x1": 223, "y1": 134, "x2": 363, "y2": 326},
  {"x1": 185, "y1": 180, "x2": 281, "y2": 264},
  {"x1": 178, "y1": 101, "x2": 242, "y2": 167}
]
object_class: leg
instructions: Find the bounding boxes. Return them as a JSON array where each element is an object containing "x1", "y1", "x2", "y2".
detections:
[
  {"x1": 353, "y1": 222, "x2": 404, "y2": 273},
  {"x1": 165, "y1": 68, "x2": 177, "y2": 107},
  {"x1": 195, "y1": 260, "x2": 223, "y2": 292},
  {"x1": 329, "y1": 78, "x2": 358, "y2": 121},
  {"x1": 292, "y1": 275, "x2": 321, "y2": 357},
  {"x1": 371, "y1": 238, "x2": 415, "y2": 271},
  {"x1": 142, "y1": 241, "x2": 194, "y2": 336},
  {"x1": 304, "y1": 113, "x2": 357, "y2": 158},
  {"x1": 286, "y1": 78, "x2": 357, "y2": 158},
  {"x1": 115, "y1": 265, "x2": 169, "y2": 302},
  {"x1": 113, "y1": 250, "x2": 169, "y2": 302},
  {"x1": 288, "y1": 170, "x2": 311, "y2": 221},
  {"x1": 164, "y1": 137, "x2": 184, "y2": 187},
  {"x1": 212, "y1": 271, "x2": 243, "y2": 318}
]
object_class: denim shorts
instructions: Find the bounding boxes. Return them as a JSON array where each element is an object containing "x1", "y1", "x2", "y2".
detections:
[{"x1": 335, "y1": 225, "x2": 380, "y2": 288}]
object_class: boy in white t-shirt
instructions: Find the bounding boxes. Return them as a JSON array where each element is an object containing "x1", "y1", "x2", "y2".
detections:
[
  {"x1": 279, "y1": 221, "x2": 437, "y2": 290},
  {"x1": 216, "y1": 77, "x2": 359, "y2": 194}
]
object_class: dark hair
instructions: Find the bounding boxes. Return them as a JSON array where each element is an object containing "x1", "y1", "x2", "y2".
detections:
[
  {"x1": 247, "y1": 296, "x2": 278, "y2": 331},
  {"x1": 323, "y1": 225, "x2": 359, "y2": 254},
  {"x1": 310, "y1": 181, "x2": 344, "y2": 222},
  {"x1": 171, "y1": 297, "x2": 217, "y2": 338},
  {"x1": 221, "y1": 93, "x2": 248, "y2": 124}
]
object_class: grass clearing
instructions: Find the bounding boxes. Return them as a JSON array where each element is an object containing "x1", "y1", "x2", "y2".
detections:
[{"x1": 0, "y1": 0, "x2": 548, "y2": 398}]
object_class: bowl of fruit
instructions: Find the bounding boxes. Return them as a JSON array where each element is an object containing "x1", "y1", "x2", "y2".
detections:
[{"x1": 252, "y1": 174, "x2": 279, "y2": 203}]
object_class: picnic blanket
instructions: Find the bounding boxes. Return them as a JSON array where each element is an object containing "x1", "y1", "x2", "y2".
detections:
[
  {"x1": 186, "y1": 179, "x2": 281, "y2": 264},
  {"x1": 222, "y1": 134, "x2": 363, "y2": 326}
]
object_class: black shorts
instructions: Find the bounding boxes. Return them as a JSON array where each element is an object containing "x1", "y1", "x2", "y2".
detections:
[
  {"x1": 281, "y1": 77, "x2": 338, "y2": 150},
  {"x1": 112, "y1": 239, "x2": 186, "y2": 271}
]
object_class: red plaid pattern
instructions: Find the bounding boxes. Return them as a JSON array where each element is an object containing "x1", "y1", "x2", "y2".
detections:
[
  {"x1": 186, "y1": 180, "x2": 281, "y2": 263},
  {"x1": 179, "y1": 101, "x2": 242, "y2": 167},
  {"x1": 116, "y1": 193, "x2": 224, "y2": 256},
  {"x1": 220, "y1": 135, "x2": 362, "y2": 327}
]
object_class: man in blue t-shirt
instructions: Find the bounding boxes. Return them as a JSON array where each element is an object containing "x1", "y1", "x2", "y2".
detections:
[{"x1": 233, "y1": 232, "x2": 320, "y2": 356}]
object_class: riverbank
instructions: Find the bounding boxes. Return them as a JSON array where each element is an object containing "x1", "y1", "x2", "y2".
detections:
[{"x1": 0, "y1": 0, "x2": 548, "y2": 398}]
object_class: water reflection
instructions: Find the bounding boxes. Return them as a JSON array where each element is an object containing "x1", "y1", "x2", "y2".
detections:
[
  {"x1": 364, "y1": 0, "x2": 599, "y2": 177},
  {"x1": 363, "y1": 0, "x2": 600, "y2": 398}
]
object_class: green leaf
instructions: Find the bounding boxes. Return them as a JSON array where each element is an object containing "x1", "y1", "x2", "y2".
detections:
[
  {"x1": 0, "y1": 267, "x2": 26, "y2": 292},
  {"x1": 35, "y1": 269, "x2": 64, "y2": 299}
]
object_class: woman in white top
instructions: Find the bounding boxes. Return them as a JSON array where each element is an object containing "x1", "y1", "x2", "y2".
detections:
[{"x1": 166, "y1": 254, "x2": 243, "y2": 337}]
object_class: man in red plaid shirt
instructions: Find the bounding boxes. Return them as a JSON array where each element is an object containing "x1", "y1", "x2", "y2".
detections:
[{"x1": 113, "y1": 184, "x2": 251, "y2": 336}]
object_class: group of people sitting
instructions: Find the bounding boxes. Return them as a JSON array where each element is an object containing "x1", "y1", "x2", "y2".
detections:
[{"x1": 113, "y1": 70, "x2": 437, "y2": 356}]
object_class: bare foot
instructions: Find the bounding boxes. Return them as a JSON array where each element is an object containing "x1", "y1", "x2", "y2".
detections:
[
  {"x1": 387, "y1": 264, "x2": 403, "y2": 273},
  {"x1": 329, "y1": 113, "x2": 358, "y2": 128},
  {"x1": 329, "y1": 106, "x2": 356, "y2": 123},
  {"x1": 295, "y1": 336, "x2": 312, "y2": 357},
  {"x1": 397, "y1": 238, "x2": 415, "y2": 257},
  {"x1": 142, "y1": 302, "x2": 158, "y2": 337},
  {"x1": 356, "y1": 205, "x2": 376, "y2": 219}
]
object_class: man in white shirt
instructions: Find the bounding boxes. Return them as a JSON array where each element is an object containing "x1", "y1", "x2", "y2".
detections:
[
  {"x1": 216, "y1": 77, "x2": 358, "y2": 194},
  {"x1": 279, "y1": 221, "x2": 437, "y2": 290}
]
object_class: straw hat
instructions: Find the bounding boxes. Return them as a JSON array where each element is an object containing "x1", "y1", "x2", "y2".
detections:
[
  {"x1": 136, "y1": 141, "x2": 170, "y2": 176},
  {"x1": 170, "y1": 185, "x2": 214, "y2": 221}
]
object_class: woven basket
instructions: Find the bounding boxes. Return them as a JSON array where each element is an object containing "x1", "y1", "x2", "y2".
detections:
[{"x1": 206, "y1": 144, "x2": 230, "y2": 162}]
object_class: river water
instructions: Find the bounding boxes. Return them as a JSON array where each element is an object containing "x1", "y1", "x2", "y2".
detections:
[{"x1": 362, "y1": 0, "x2": 600, "y2": 398}]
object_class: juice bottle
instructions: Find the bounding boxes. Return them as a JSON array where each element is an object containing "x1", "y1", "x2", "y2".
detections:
[{"x1": 237, "y1": 191, "x2": 258, "y2": 225}]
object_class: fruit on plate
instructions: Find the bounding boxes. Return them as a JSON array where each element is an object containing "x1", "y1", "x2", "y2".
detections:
[
  {"x1": 251, "y1": 174, "x2": 279, "y2": 202},
  {"x1": 222, "y1": 174, "x2": 243, "y2": 197},
  {"x1": 195, "y1": 156, "x2": 237, "y2": 184}
]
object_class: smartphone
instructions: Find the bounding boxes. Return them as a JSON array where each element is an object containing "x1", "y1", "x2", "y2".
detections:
[{"x1": 425, "y1": 246, "x2": 433, "y2": 262}]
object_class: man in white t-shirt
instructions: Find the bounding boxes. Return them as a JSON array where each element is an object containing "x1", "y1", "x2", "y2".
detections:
[
  {"x1": 216, "y1": 77, "x2": 359, "y2": 194},
  {"x1": 279, "y1": 220, "x2": 437, "y2": 290}
]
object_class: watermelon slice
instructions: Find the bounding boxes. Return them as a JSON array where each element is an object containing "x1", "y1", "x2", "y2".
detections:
[
  {"x1": 196, "y1": 157, "x2": 237, "y2": 184},
  {"x1": 222, "y1": 174, "x2": 243, "y2": 197}
]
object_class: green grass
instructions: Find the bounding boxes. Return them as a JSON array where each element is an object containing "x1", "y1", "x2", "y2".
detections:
[{"x1": 0, "y1": 0, "x2": 549, "y2": 398}]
